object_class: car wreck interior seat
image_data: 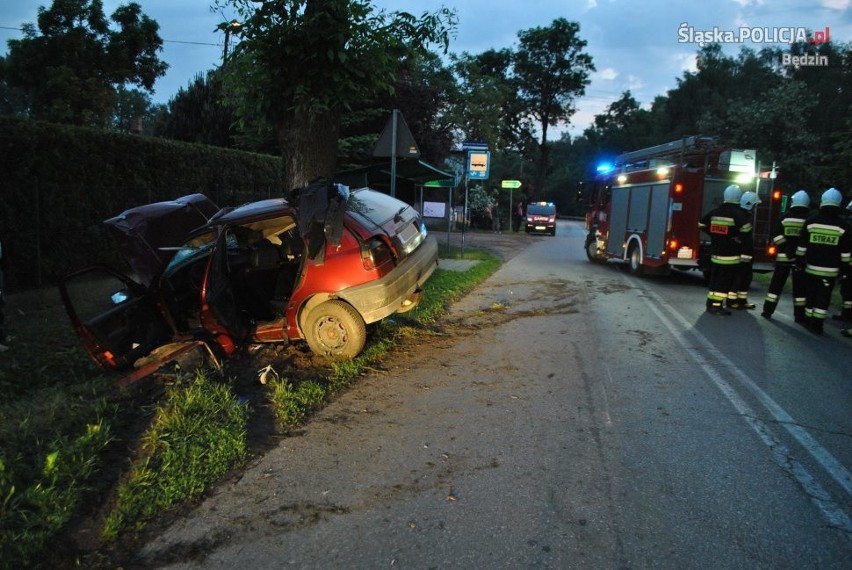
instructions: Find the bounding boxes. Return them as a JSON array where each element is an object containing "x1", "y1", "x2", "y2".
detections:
[{"x1": 243, "y1": 239, "x2": 283, "y2": 320}]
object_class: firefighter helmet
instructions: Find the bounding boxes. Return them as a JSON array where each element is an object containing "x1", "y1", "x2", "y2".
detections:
[
  {"x1": 740, "y1": 191, "x2": 761, "y2": 211},
  {"x1": 723, "y1": 184, "x2": 742, "y2": 204},
  {"x1": 821, "y1": 187, "x2": 842, "y2": 208},
  {"x1": 791, "y1": 190, "x2": 810, "y2": 208}
]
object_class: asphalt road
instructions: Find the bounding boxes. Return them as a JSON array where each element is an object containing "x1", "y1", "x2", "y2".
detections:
[{"x1": 133, "y1": 220, "x2": 851, "y2": 569}]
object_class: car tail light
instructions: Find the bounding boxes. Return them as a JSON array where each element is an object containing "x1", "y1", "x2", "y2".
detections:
[{"x1": 361, "y1": 238, "x2": 394, "y2": 271}]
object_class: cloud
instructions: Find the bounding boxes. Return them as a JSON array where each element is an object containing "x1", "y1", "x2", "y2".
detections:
[
  {"x1": 596, "y1": 67, "x2": 619, "y2": 81},
  {"x1": 674, "y1": 52, "x2": 699, "y2": 74},
  {"x1": 627, "y1": 75, "x2": 644, "y2": 90},
  {"x1": 821, "y1": 0, "x2": 850, "y2": 8}
]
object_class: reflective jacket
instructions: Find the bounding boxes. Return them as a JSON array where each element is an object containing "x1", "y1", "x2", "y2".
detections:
[
  {"x1": 699, "y1": 202, "x2": 748, "y2": 265},
  {"x1": 771, "y1": 205, "x2": 811, "y2": 264},
  {"x1": 795, "y1": 207, "x2": 852, "y2": 278}
]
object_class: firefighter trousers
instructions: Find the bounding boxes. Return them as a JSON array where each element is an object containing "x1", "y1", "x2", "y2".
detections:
[
  {"x1": 731, "y1": 259, "x2": 754, "y2": 307},
  {"x1": 706, "y1": 262, "x2": 738, "y2": 310},
  {"x1": 836, "y1": 267, "x2": 852, "y2": 321},
  {"x1": 803, "y1": 272, "x2": 838, "y2": 333},
  {"x1": 762, "y1": 263, "x2": 806, "y2": 320}
]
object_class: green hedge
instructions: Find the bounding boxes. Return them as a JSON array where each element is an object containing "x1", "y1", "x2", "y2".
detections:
[{"x1": 0, "y1": 117, "x2": 283, "y2": 290}]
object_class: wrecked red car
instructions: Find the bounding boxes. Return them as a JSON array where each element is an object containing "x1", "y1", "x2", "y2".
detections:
[{"x1": 60, "y1": 182, "x2": 438, "y2": 378}]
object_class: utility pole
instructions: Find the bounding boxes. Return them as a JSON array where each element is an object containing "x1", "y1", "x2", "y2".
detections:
[{"x1": 220, "y1": 19, "x2": 242, "y2": 67}]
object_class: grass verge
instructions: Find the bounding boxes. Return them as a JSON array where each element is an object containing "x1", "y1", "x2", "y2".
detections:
[{"x1": 0, "y1": 244, "x2": 502, "y2": 569}]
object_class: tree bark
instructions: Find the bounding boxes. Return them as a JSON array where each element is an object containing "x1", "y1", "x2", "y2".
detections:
[{"x1": 278, "y1": 109, "x2": 341, "y2": 191}]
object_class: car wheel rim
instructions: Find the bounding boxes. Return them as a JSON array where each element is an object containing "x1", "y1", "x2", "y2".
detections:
[{"x1": 315, "y1": 316, "x2": 348, "y2": 352}]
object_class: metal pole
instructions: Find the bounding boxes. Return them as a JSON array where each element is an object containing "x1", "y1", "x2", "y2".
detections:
[
  {"x1": 447, "y1": 184, "x2": 453, "y2": 252},
  {"x1": 509, "y1": 187, "x2": 513, "y2": 233},
  {"x1": 461, "y1": 176, "x2": 468, "y2": 257},
  {"x1": 390, "y1": 109, "x2": 398, "y2": 198},
  {"x1": 222, "y1": 28, "x2": 231, "y2": 67}
]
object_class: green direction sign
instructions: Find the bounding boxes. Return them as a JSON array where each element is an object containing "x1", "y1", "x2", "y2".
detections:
[{"x1": 501, "y1": 180, "x2": 522, "y2": 189}]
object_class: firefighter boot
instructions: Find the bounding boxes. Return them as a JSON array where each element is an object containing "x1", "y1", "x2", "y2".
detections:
[
  {"x1": 707, "y1": 301, "x2": 732, "y2": 316},
  {"x1": 831, "y1": 308, "x2": 852, "y2": 322},
  {"x1": 793, "y1": 306, "x2": 806, "y2": 323},
  {"x1": 805, "y1": 316, "x2": 824, "y2": 335},
  {"x1": 761, "y1": 300, "x2": 776, "y2": 319}
]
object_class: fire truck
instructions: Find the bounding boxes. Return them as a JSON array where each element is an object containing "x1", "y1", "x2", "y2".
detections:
[{"x1": 579, "y1": 136, "x2": 783, "y2": 278}]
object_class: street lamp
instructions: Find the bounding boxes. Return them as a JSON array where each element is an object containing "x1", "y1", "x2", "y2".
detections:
[{"x1": 220, "y1": 19, "x2": 242, "y2": 66}]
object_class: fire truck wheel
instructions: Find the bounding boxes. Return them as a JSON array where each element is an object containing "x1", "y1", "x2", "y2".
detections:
[
  {"x1": 585, "y1": 236, "x2": 602, "y2": 263},
  {"x1": 628, "y1": 243, "x2": 644, "y2": 276}
]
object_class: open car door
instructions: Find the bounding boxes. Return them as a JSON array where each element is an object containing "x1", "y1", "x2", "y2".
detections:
[
  {"x1": 199, "y1": 229, "x2": 253, "y2": 355},
  {"x1": 59, "y1": 266, "x2": 173, "y2": 370}
]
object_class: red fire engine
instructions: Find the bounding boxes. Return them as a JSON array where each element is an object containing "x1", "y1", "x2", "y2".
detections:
[{"x1": 579, "y1": 136, "x2": 783, "y2": 278}]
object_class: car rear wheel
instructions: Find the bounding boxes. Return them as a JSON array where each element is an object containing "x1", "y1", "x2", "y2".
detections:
[{"x1": 303, "y1": 300, "x2": 367, "y2": 359}]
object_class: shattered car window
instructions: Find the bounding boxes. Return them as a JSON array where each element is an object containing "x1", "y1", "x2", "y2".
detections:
[{"x1": 164, "y1": 230, "x2": 217, "y2": 276}]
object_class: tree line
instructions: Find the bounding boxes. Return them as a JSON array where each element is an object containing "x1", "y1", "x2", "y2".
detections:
[{"x1": 2, "y1": 1, "x2": 849, "y2": 214}]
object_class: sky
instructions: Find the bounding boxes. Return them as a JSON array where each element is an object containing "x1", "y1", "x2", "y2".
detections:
[{"x1": 2, "y1": 0, "x2": 850, "y2": 138}]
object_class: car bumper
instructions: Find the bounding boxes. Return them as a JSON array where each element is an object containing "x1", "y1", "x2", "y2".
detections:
[
  {"x1": 526, "y1": 223, "x2": 555, "y2": 233},
  {"x1": 338, "y1": 234, "x2": 439, "y2": 324}
]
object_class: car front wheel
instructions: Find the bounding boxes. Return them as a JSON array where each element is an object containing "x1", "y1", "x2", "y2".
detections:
[{"x1": 303, "y1": 300, "x2": 367, "y2": 359}]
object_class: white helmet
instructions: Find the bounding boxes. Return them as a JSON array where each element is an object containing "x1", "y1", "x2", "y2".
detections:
[
  {"x1": 740, "y1": 191, "x2": 761, "y2": 211},
  {"x1": 821, "y1": 187, "x2": 842, "y2": 208},
  {"x1": 790, "y1": 190, "x2": 810, "y2": 208},
  {"x1": 723, "y1": 184, "x2": 743, "y2": 204}
]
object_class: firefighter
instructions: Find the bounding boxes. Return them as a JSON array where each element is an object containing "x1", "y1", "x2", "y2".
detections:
[
  {"x1": 831, "y1": 198, "x2": 852, "y2": 323},
  {"x1": 699, "y1": 184, "x2": 748, "y2": 315},
  {"x1": 796, "y1": 187, "x2": 852, "y2": 335},
  {"x1": 761, "y1": 190, "x2": 812, "y2": 321},
  {"x1": 731, "y1": 191, "x2": 761, "y2": 309}
]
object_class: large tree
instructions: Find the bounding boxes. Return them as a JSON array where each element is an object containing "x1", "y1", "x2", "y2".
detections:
[
  {"x1": 512, "y1": 18, "x2": 594, "y2": 191},
  {"x1": 216, "y1": 0, "x2": 456, "y2": 190},
  {"x1": 583, "y1": 90, "x2": 654, "y2": 155},
  {"x1": 2, "y1": 0, "x2": 167, "y2": 126},
  {"x1": 155, "y1": 71, "x2": 240, "y2": 148}
]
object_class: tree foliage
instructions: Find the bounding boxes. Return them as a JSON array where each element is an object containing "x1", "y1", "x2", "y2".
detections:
[
  {"x1": 154, "y1": 72, "x2": 240, "y2": 148},
  {"x1": 215, "y1": 0, "x2": 456, "y2": 189},
  {"x1": 1, "y1": 0, "x2": 168, "y2": 126},
  {"x1": 338, "y1": 50, "x2": 456, "y2": 168},
  {"x1": 512, "y1": 19, "x2": 594, "y2": 190}
]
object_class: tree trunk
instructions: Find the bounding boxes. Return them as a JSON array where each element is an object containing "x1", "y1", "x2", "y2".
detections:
[
  {"x1": 535, "y1": 117, "x2": 551, "y2": 196},
  {"x1": 278, "y1": 108, "x2": 341, "y2": 191}
]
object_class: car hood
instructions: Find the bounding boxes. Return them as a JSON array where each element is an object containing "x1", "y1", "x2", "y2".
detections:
[{"x1": 103, "y1": 193, "x2": 220, "y2": 287}]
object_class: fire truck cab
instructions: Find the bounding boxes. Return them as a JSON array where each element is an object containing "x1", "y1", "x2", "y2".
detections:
[{"x1": 579, "y1": 136, "x2": 782, "y2": 278}]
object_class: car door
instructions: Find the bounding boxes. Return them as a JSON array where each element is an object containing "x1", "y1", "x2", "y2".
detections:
[
  {"x1": 59, "y1": 265, "x2": 173, "y2": 370},
  {"x1": 199, "y1": 229, "x2": 252, "y2": 354}
]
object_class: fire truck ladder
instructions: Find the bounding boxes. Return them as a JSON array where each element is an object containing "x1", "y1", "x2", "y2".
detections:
[{"x1": 614, "y1": 136, "x2": 723, "y2": 172}]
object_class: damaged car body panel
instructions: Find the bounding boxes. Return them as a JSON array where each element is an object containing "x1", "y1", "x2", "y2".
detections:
[{"x1": 60, "y1": 182, "x2": 439, "y2": 379}]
